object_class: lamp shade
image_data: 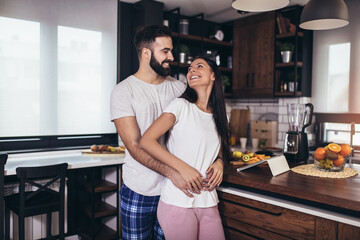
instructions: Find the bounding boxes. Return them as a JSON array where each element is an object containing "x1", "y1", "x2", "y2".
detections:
[
  {"x1": 232, "y1": 0, "x2": 289, "y2": 12},
  {"x1": 300, "y1": 0, "x2": 349, "y2": 30}
]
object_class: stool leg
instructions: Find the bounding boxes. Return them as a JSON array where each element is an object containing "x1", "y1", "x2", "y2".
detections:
[
  {"x1": 59, "y1": 209, "x2": 64, "y2": 240},
  {"x1": 46, "y1": 212, "x2": 52, "y2": 239},
  {"x1": 19, "y1": 212, "x2": 24, "y2": 240},
  {"x1": 5, "y1": 205, "x2": 10, "y2": 240}
]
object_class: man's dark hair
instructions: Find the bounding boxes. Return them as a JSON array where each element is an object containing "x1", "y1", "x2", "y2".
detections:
[{"x1": 134, "y1": 25, "x2": 172, "y2": 57}]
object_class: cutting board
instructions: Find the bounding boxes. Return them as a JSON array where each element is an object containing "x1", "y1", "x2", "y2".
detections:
[
  {"x1": 229, "y1": 109, "x2": 250, "y2": 138},
  {"x1": 82, "y1": 149, "x2": 125, "y2": 156}
]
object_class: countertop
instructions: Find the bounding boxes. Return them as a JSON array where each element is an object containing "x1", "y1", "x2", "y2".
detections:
[
  {"x1": 221, "y1": 161, "x2": 360, "y2": 216},
  {"x1": 5, "y1": 149, "x2": 125, "y2": 176}
]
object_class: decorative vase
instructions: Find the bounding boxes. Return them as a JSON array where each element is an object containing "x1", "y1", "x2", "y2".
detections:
[
  {"x1": 288, "y1": 81, "x2": 297, "y2": 92},
  {"x1": 281, "y1": 51, "x2": 292, "y2": 63},
  {"x1": 179, "y1": 53, "x2": 186, "y2": 63}
]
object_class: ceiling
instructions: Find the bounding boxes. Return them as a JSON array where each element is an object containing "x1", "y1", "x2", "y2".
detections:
[{"x1": 120, "y1": 0, "x2": 308, "y2": 23}]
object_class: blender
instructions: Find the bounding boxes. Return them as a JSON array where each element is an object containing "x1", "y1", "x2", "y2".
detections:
[{"x1": 284, "y1": 103, "x2": 313, "y2": 163}]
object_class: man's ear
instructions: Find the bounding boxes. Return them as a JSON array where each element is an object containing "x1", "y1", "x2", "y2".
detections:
[{"x1": 142, "y1": 47, "x2": 151, "y2": 60}]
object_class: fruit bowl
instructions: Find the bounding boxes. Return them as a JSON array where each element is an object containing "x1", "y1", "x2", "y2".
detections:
[{"x1": 313, "y1": 143, "x2": 351, "y2": 172}]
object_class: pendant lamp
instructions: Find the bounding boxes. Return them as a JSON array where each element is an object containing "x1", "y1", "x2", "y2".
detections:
[
  {"x1": 300, "y1": 0, "x2": 349, "y2": 30},
  {"x1": 232, "y1": 0, "x2": 289, "y2": 12}
]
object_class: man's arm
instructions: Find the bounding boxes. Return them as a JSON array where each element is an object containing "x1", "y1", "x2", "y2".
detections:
[
  {"x1": 113, "y1": 116, "x2": 196, "y2": 196},
  {"x1": 140, "y1": 113, "x2": 204, "y2": 192}
]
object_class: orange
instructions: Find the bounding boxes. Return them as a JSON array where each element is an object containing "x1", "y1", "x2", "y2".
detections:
[
  {"x1": 333, "y1": 155, "x2": 345, "y2": 167},
  {"x1": 328, "y1": 143, "x2": 341, "y2": 153},
  {"x1": 339, "y1": 144, "x2": 352, "y2": 157},
  {"x1": 314, "y1": 147, "x2": 326, "y2": 160}
]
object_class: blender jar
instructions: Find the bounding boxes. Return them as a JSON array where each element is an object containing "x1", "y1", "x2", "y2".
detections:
[{"x1": 287, "y1": 104, "x2": 305, "y2": 132}]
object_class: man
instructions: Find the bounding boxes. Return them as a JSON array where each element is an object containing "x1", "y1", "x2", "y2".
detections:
[{"x1": 110, "y1": 25, "x2": 203, "y2": 240}]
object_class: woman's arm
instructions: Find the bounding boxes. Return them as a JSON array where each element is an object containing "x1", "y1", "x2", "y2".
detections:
[{"x1": 140, "y1": 112, "x2": 203, "y2": 193}]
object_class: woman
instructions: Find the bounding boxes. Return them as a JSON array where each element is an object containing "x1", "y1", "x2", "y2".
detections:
[{"x1": 140, "y1": 56, "x2": 230, "y2": 240}]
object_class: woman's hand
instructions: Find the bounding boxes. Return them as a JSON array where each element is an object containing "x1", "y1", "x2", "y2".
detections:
[{"x1": 203, "y1": 158, "x2": 224, "y2": 191}]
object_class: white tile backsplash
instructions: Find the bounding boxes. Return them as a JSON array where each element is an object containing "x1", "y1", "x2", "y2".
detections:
[{"x1": 226, "y1": 97, "x2": 312, "y2": 147}]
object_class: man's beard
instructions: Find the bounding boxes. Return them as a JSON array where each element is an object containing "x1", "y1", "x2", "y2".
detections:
[{"x1": 150, "y1": 53, "x2": 171, "y2": 77}]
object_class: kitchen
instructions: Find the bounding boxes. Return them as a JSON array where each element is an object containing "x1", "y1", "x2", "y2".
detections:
[{"x1": 1, "y1": 0, "x2": 360, "y2": 239}]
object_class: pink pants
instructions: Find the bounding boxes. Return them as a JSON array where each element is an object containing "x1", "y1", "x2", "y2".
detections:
[{"x1": 157, "y1": 200, "x2": 225, "y2": 240}]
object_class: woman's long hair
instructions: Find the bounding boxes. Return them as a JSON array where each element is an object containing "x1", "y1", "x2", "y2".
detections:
[{"x1": 180, "y1": 55, "x2": 230, "y2": 165}]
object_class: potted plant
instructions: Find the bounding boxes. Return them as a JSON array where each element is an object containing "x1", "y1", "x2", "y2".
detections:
[
  {"x1": 177, "y1": 44, "x2": 190, "y2": 63},
  {"x1": 280, "y1": 42, "x2": 294, "y2": 63},
  {"x1": 221, "y1": 75, "x2": 230, "y2": 92}
]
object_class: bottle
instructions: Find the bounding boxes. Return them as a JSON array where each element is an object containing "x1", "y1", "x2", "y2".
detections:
[{"x1": 259, "y1": 130, "x2": 267, "y2": 149}]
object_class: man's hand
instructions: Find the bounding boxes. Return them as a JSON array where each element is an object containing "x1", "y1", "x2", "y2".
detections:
[
  {"x1": 203, "y1": 158, "x2": 224, "y2": 191},
  {"x1": 168, "y1": 169, "x2": 195, "y2": 197},
  {"x1": 177, "y1": 163, "x2": 203, "y2": 194}
]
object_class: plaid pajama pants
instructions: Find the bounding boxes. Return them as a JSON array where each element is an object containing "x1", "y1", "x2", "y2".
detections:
[{"x1": 120, "y1": 184, "x2": 164, "y2": 240}]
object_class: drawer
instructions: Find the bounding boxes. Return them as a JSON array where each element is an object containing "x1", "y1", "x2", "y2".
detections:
[
  {"x1": 222, "y1": 216, "x2": 292, "y2": 240},
  {"x1": 218, "y1": 192, "x2": 315, "y2": 240}
]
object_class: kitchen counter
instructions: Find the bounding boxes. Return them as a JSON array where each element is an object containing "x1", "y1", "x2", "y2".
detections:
[
  {"x1": 219, "y1": 162, "x2": 360, "y2": 222},
  {"x1": 5, "y1": 149, "x2": 125, "y2": 176}
]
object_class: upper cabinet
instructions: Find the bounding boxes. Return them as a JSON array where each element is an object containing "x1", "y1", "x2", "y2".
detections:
[
  {"x1": 273, "y1": 6, "x2": 313, "y2": 97},
  {"x1": 164, "y1": 9, "x2": 233, "y2": 96},
  {"x1": 232, "y1": 12, "x2": 275, "y2": 98}
]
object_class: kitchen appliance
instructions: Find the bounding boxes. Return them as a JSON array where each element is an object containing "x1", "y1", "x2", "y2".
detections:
[{"x1": 284, "y1": 103, "x2": 313, "y2": 163}]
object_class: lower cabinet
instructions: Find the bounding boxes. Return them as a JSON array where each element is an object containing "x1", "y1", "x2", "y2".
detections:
[{"x1": 218, "y1": 191, "x2": 360, "y2": 240}]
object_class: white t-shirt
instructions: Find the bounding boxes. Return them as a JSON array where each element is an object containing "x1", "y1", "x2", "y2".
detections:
[
  {"x1": 110, "y1": 75, "x2": 186, "y2": 196},
  {"x1": 161, "y1": 98, "x2": 221, "y2": 208}
]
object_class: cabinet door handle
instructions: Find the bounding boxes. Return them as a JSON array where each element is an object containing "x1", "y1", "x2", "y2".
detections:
[{"x1": 246, "y1": 73, "x2": 249, "y2": 87}]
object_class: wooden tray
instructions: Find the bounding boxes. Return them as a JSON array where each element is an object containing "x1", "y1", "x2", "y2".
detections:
[{"x1": 82, "y1": 149, "x2": 125, "y2": 156}]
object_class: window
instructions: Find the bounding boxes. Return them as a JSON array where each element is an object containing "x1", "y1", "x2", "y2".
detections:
[
  {"x1": 0, "y1": 0, "x2": 118, "y2": 151},
  {"x1": 327, "y1": 43, "x2": 350, "y2": 112},
  {"x1": 312, "y1": 0, "x2": 360, "y2": 113}
]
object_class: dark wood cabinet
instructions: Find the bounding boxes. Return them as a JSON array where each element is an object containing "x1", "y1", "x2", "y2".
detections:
[
  {"x1": 218, "y1": 191, "x2": 360, "y2": 240},
  {"x1": 218, "y1": 191, "x2": 315, "y2": 240},
  {"x1": 232, "y1": 12, "x2": 275, "y2": 98}
]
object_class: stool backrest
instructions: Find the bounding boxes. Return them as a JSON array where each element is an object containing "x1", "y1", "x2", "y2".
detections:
[
  {"x1": 0, "y1": 154, "x2": 8, "y2": 239},
  {"x1": 16, "y1": 163, "x2": 68, "y2": 214}
]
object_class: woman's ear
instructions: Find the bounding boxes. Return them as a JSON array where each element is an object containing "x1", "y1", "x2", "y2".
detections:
[{"x1": 211, "y1": 72, "x2": 216, "y2": 82}]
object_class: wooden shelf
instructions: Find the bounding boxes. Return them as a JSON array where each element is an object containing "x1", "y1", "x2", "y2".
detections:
[
  {"x1": 275, "y1": 62, "x2": 303, "y2": 68},
  {"x1": 84, "y1": 202, "x2": 117, "y2": 219},
  {"x1": 170, "y1": 61, "x2": 189, "y2": 68},
  {"x1": 219, "y1": 67, "x2": 232, "y2": 72},
  {"x1": 81, "y1": 180, "x2": 117, "y2": 193},
  {"x1": 172, "y1": 32, "x2": 232, "y2": 47},
  {"x1": 276, "y1": 31, "x2": 303, "y2": 39},
  {"x1": 170, "y1": 62, "x2": 232, "y2": 73},
  {"x1": 274, "y1": 91, "x2": 302, "y2": 97},
  {"x1": 224, "y1": 92, "x2": 232, "y2": 98},
  {"x1": 79, "y1": 224, "x2": 117, "y2": 240}
]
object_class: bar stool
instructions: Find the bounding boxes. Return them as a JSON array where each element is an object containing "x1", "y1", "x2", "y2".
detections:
[
  {"x1": 0, "y1": 154, "x2": 8, "y2": 240},
  {"x1": 4, "y1": 163, "x2": 68, "y2": 240}
]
